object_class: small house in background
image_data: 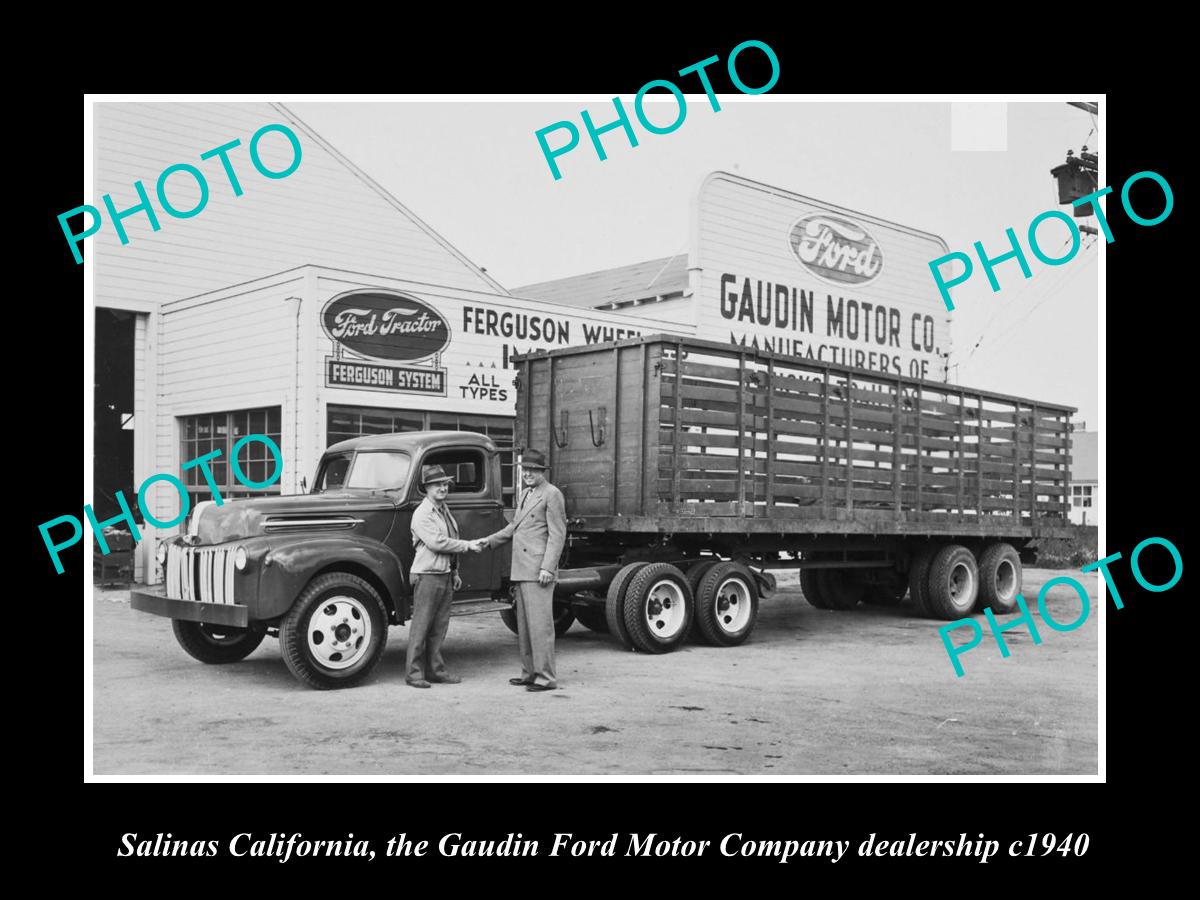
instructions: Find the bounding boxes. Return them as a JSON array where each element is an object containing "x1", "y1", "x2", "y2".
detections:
[{"x1": 1069, "y1": 429, "x2": 1098, "y2": 525}]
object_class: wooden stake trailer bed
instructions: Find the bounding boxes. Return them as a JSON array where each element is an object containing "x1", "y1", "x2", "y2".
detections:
[{"x1": 513, "y1": 335, "x2": 1078, "y2": 652}]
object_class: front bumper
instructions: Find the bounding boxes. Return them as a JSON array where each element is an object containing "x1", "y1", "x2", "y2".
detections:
[{"x1": 130, "y1": 586, "x2": 249, "y2": 628}]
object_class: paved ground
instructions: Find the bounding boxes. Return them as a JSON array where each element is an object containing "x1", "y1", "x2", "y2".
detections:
[{"x1": 91, "y1": 568, "x2": 1098, "y2": 776}]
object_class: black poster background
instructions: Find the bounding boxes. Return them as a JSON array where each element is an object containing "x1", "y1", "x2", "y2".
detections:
[{"x1": 24, "y1": 34, "x2": 1180, "y2": 883}]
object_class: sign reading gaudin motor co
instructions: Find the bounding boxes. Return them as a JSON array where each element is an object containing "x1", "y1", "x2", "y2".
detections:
[
  {"x1": 696, "y1": 172, "x2": 950, "y2": 381},
  {"x1": 322, "y1": 290, "x2": 449, "y2": 396}
]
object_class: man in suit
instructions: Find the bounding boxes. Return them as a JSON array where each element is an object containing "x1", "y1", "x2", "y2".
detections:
[
  {"x1": 481, "y1": 449, "x2": 568, "y2": 692},
  {"x1": 407, "y1": 464, "x2": 472, "y2": 689}
]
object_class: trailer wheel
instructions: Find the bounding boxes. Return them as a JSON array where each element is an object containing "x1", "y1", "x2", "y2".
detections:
[
  {"x1": 695, "y1": 562, "x2": 758, "y2": 646},
  {"x1": 500, "y1": 599, "x2": 576, "y2": 636},
  {"x1": 817, "y1": 569, "x2": 867, "y2": 610},
  {"x1": 172, "y1": 620, "x2": 265, "y2": 664},
  {"x1": 621, "y1": 563, "x2": 693, "y2": 654},
  {"x1": 279, "y1": 572, "x2": 388, "y2": 690},
  {"x1": 606, "y1": 562, "x2": 648, "y2": 650},
  {"x1": 685, "y1": 560, "x2": 721, "y2": 640},
  {"x1": 925, "y1": 544, "x2": 980, "y2": 620},
  {"x1": 574, "y1": 606, "x2": 610, "y2": 634},
  {"x1": 976, "y1": 542, "x2": 1022, "y2": 614},
  {"x1": 800, "y1": 567, "x2": 830, "y2": 609},
  {"x1": 908, "y1": 547, "x2": 936, "y2": 616}
]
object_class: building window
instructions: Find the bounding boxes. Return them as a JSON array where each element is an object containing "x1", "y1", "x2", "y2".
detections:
[
  {"x1": 180, "y1": 406, "x2": 281, "y2": 507},
  {"x1": 327, "y1": 405, "x2": 516, "y2": 505},
  {"x1": 1072, "y1": 483, "x2": 1094, "y2": 509}
]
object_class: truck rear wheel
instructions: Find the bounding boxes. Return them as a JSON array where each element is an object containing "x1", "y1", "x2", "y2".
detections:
[
  {"x1": 908, "y1": 547, "x2": 936, "y2": 616},
  {"x1": 686, "y1": 560, "x2": 721, "y2": 640},
  {"x1": 695, "y1": 562, "x2": 758, "y2": 646},
  {"x1": 817, "y1": 568, "x2": 867, "y2": 610},
  {"x1": 574, "y1": 605, "x2": 609, "y2": 634},
  {"x1": 925, "y1": 544, "x2": 980, "y2": 620},
  {"x1": 500, "y1": 600, "x2": 576, "y2": 637},
  {"x1": 279, "y1": 572, "x2": 388, "y2": 690},
  {"x1": 172, "y1": 620, "x2": 265, "y2": 664},
  {"x1": 621, "y1": 563, "x2": 693, "y2": 654},
  {"x1": 976, "y1": 542, "x2": 1022, "y2": 614},
  {"x1": 606, "y1": 562, "x2": 648, "y2": 650}
]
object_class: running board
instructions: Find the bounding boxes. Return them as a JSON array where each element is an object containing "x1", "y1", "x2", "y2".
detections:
[{"x1": 450, "y1": 598, "x2": 509, "y2": 617}]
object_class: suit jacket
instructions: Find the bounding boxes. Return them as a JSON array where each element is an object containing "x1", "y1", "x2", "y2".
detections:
[
  {"x1": 486, "y1": 482, "x2": 568, "y2": 582},
  {"x1": 410, "y1": 496, "x2": 470, "y2": 574}
]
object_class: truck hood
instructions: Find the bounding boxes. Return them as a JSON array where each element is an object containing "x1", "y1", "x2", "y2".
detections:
[{"x1": 194, "y1": 492, "x2": 398, "y2": 544}]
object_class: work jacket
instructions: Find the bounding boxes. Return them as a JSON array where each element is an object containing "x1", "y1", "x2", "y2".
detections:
[{"x1": 410, "y1": 497, "x2": 470, "y2": 574}]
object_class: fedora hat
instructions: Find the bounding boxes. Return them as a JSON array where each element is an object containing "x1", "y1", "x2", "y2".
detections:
[
  {"x1": 520, "y1": 449, "x2": 550, "y2": 470},
  {"x1": 420, "y1": 464, "x2": 454, "y2": 486}
]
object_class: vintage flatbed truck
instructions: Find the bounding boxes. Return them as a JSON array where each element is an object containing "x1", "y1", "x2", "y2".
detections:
[{"x1": 131, "y1": 334, "x2": 1076, "y2": 689}]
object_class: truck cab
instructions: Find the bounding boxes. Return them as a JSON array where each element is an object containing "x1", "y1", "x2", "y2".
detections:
[{"x1": 131, "y1": 431, "x2": 510, "y2": 689}]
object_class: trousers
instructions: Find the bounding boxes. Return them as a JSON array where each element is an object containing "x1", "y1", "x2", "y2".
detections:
[
  {"x1": 406, "y1": 573, "x2": 454, "y2": 682},
  {"x1": 514, "y1": 580, "x2": 557, "y2": 687}
]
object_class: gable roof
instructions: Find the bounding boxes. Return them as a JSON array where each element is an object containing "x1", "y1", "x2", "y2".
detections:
[
  {"x1": 93, "y1": 100, "x2": 508, "y2": 307},
  {"x1": 514, "y1": 254, "x2": 688, "y2": 309}
]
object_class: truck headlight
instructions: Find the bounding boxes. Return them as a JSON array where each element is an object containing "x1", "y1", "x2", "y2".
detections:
[
  {"x1": 234, "y1": 546, "x2": 248, "y2": 571},
  {"x1": 156, "y1": 542, "x2": 168, "y2": 565}
]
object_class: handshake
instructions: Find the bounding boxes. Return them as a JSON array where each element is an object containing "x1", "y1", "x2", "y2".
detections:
[{"x1": 467, "y1": 538, "x2": 488, "y2": 553}]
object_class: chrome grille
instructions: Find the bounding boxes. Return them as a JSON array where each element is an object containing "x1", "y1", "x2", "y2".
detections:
[{"x1": 165, "y1": 544, "x2": 237, "y2": 605}]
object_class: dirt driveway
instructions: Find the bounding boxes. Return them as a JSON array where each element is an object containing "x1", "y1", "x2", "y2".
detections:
[{"x1": 91, "y1": 568, "x2": 1098, "y2": 776}]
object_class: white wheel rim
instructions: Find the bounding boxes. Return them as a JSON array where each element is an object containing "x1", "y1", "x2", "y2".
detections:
[
  {"x1": 308, "y1": 595, "x2": 372, "y2": 670},
  {"x1": 713, "y1": 577, "x2": 752, "y2": 633},
  {"x1": 995, "y1": 560, "x2": 1017, "y2": 601},
  {"x1": 948, "y1": 562, "x2": 976, "y2": 607},
  {"x1": 643, "y1": 579, "x2": 687, "y2": 640}
]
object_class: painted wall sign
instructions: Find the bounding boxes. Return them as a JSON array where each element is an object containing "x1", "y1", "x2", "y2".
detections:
[
  {"x1": 321, "y1": 290, "x2": 451, "y2": 362},
  {"x1": 788, "y1": 213, "x2": 884, "y2": 286},
  {"x1": 325, "y1": 358, "x2": 446, "y2": 395}
]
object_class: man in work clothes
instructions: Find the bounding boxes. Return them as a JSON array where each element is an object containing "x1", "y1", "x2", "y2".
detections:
[
  {"x1": 483, "y1": 449, "x2": 568, "y2": 692},
  {"x1": 407, "y1": 465, "x2": 472, "y2": 689}
]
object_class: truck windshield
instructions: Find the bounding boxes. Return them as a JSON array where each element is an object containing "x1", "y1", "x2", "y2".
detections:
[{"x1": 346, "y1": 451, "x2": 411, "y2": 490}]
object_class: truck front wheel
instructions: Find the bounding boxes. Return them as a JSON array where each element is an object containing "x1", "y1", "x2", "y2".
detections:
[
  {"x1": 172, "y1": 620, "x2": 265, "y2": 664},
  {"x1": 279, "y1": 573, "x2": 389, "y2": 690}
]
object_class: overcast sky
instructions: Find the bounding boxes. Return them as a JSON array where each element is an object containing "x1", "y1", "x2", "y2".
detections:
[{"x1": 290, "y1": 99, "x2": 1100, "y2": 427}]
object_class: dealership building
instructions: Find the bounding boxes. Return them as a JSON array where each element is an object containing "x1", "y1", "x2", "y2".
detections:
[{"x1": 91, "y1": 102, "x2": 951, "y2": 582}]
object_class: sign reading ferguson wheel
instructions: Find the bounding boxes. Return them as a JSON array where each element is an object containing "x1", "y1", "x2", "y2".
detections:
[
  {"x1": 321, "y1": 289, "x2": 450, "y2": 396},
  {"x1": 697, "y1": 172, "x2": 951, "y2": 380}
]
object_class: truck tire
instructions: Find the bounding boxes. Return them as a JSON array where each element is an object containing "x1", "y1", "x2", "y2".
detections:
[
  {"x1": 621, "y1": 563, "x2": 693, "y2": 654},
  {"x1": 574, "y1": 605, "x2": 609, "y2": 634},
  {"x1": 172, "y1": 620, "x2": 265, "y2": 664},
  {"x1": 606, "y1": 562, "x2": 648, "y2": 650},
  {"x1": 925, "y1": 544, "x2": 980, "y2": 620},
  {"x1": 976, "y1": 542, "x2": 1022, "y2": 614},
  {"x1": 695, "y1": 561, "x2": 759, "y2": 646},
  {"x1": 817, "y1": 568, "x2": 867, "y2": 610},
  {"x1": 908, "y1": 547, "x2": 936, "y2": 616},
  {"x1": 800, "y1": 567, "x2": 830, "y2": 609},
  {"x1": 686, "y1": 560, "x2": 721, "y2": 640},
  {"x1": 279, "y1": 572, "x2": 389, "y2": 690},
  {"x1": 500, "y1": 600, "x2": 577, "y2": 636}
]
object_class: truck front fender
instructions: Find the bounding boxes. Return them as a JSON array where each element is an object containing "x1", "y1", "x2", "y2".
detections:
[{"x1": 256, "y1": 536, "x2": 409, "y2": 623}]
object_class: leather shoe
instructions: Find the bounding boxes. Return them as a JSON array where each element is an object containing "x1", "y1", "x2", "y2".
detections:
[
  {"x1": 406, "y1": 679, "x2": 432, "y2": 689},
  {"x1": 509, "y1": 677, "x2": 533, "y2": 686},
  {"x1": 526, "y1": 683, "x2": 557, "y2": 692},
  {"x1": 430, "y1": 674, "x2": 462, "y2": 684}
]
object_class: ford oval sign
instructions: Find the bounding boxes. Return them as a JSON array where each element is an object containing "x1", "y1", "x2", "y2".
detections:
[
  {"x1": 321, "y1": 290, "x2": 451, "y2": 362},
  {"x1": 788, "y1": 214, "x2": 884, "y2": 286}
]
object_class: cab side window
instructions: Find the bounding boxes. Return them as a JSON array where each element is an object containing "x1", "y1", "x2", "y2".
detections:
[
  {"x1": 416, "y1": 448, "x2": 487, "y2": 498},
  {"x1": 316, "y1": 453, "x2": 352, "y2": 492}
]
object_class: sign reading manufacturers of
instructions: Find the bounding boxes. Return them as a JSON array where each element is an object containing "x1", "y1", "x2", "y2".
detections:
[{"x1": 321, "y1": 290, "x2": 449, "y2": 396}]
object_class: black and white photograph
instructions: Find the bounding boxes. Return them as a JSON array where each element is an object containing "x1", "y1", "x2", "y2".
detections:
[{"x1": 80, "y1": 92, "x2": 1106, "y2": 778}]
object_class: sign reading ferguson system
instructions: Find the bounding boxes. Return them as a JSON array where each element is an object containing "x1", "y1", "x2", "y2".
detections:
[
  {"x1": 695, "y1": 172, "x2": 951, "y2": 380},
  {"x1": 321, "y1": 289, "x2": 449, "y2": 395}
]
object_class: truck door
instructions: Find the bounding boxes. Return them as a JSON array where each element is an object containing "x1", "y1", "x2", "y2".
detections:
[{"x1": 415, "y1": 446, "x2": 507, "y2": 597}]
